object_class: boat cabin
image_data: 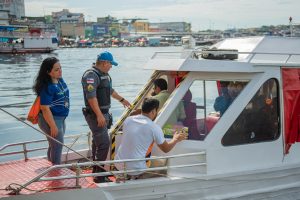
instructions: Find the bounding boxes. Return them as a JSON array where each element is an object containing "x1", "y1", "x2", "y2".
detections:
[{"x1": 113, "y1": 36, "x2": 300, "y2": 177}]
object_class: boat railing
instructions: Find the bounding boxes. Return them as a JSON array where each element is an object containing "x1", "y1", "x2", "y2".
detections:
[
  {"x1": 151, "y1": 50, "x2": 300, "y2": 65},
  {"x1": 0, "y1": 132, "x2": 91, "y2": 161},
  {"x1": 151, "y1": 51, "x2": 192, "y2": 59},
  {"x1": 12, "y1": 151, "x2": 206, "y2": 194}
]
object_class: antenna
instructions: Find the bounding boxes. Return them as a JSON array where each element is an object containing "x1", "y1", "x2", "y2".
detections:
[{"x1": 289, "y1": 16, "x2": 293, "y2": 37}]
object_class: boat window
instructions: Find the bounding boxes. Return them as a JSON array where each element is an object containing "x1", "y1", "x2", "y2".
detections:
[
  {"x1": 222, "y1": 78, "x2": 280, "y2": 146},
  {"x1": 162, "y1": 80, "x2": 248, "y2": 140}
]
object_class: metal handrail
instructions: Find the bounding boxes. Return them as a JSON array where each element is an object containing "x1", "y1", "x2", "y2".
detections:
[
  {"x1": 0, "y1": 132, "x2": 91, "y2": 160},
  {"x1": 15, "y1": 151, "x2": 206, "y2": 194},
  {"x1": 151, "y1": 50, "x2": 300, "y2": 65}
]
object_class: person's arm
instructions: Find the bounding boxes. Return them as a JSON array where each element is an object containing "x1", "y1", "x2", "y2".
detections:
[
  {"x1": 157, "y1": 131, "x2": 187, "y2": 153},
  {"x1": 111, "y1": 90, "x2": 131, "y2": 108},
  {"x1": 87, "y1": 97, "x2": 106, "y2": 128},
  {"x1": 40, "y1": 105, "x2": 58, "y2": 137}
]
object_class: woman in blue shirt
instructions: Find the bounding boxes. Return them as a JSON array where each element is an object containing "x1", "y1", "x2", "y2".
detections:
[{"x1": 33, "y1": 57, "x2": 70, "y2": 165}]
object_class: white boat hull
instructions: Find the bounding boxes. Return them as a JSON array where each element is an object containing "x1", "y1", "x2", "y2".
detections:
[{"x1": 6, "y1": 164, "x2": 300, "y2": 200}]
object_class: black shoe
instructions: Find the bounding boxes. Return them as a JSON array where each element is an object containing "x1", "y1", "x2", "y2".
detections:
[{"x1": 93, "y1": 176, "x2": 111, "y2": 183}]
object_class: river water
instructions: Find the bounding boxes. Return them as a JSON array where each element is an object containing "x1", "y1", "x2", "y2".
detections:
[{"x1": 0, "y1": 46, "x2": 181, "y2": 150}]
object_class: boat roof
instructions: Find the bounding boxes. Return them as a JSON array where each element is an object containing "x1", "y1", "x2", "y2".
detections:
[{"x1": 144, "y1": 36, "x2": 300, "y2": 72}]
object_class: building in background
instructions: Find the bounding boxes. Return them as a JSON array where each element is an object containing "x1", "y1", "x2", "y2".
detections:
[
  {"x1": 150, "y1": 22, "x2": 191, "y2": 32},
  {"x1": 0, "y1": 10, "x2": 9, "y2": 25},
  {"x1": 132, "y1": 20, "x2": 149, "y2": 32},
  {"x1": 52, "y1": 9, "x2": 84, "y2": 38},
  {"x1": 97, "y1": 15, "x2": 119, "y2": 37},
  {"x1": 0, "y1": 0, "x2": 25, "y2": 19}
]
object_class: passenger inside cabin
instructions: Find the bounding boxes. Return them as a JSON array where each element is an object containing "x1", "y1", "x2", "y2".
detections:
[
  {"x1": 214, "y1": 81, "x2": 245, "y2": 116},
  {"x1": 131, "y1": 78, "x2": 186, "y2": 125},
  {"x1": 152, "y1": 78, "x2": 186, "y2": 125},
  {"x1": 114, "y1": 98, "x2": 187, "y2": 180},
  {"x1": 182, "y1": 90, "x2": 200, "y2": 140},
  {"x1": 245, "y1": 79, "x2": 279, "y2": 142},
  {"x1": 222, "y1": 78, "x2": 279, "y2": 146}
]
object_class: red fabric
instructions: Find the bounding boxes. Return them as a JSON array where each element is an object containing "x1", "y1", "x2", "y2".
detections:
[
  {"x1": 216, "y1": 81, "x2": 221, "y2": 96},
  {"x1": 175, "y1": 77, "x2": 182, "y2": 87},
  {"x1": 282, "y1": 68, "x2": 300, "y2": 154},
  {"x1": 205, "y1": 116, "x2": 219, "y2": 133}
]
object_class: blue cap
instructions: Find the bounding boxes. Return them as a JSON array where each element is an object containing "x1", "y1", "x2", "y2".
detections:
[{"x1": 97, "y1": 51, "x2": 118, "y2": 66}]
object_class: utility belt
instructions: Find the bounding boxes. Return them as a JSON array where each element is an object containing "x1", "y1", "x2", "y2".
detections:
[
  {"x1": 82, "y1": 107, "x2": 113, "y2": 129},
  {"x1": 82, "y1": 107, "x2": 109, "y2": 114}
]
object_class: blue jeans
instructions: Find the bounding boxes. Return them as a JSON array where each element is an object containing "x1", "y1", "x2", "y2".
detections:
[{"x1": 38, "y1": 113, "x2": 66, "y2": 165}]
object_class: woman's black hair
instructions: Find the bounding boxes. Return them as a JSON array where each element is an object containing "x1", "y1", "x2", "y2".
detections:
[
  {"x1": 142, "y1": 98, "x2": 160, "y2": 113},
  {"x1": 33, "y1": 57, "x2": 59, "y2": 95}
]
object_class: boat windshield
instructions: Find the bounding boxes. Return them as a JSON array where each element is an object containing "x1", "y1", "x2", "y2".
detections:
[
  {"x1": 162, "y1": 79, "x2": 249, "y2": 141},
  {"x1": 222, "y1": 78, "x2": 280, "y2": 146}
]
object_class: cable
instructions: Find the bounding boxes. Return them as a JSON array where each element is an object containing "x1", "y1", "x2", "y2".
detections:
[
  {"x1": 65, "y1": 134, "x2": 81, "y2": 163},
  {"x1": 0, "y1": 107, "x2": 92, "y2": 162}
]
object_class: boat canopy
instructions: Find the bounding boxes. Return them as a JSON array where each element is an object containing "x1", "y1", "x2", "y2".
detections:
[{"x1": 144, "y1": 36, "x2": 300, "y2": 72}]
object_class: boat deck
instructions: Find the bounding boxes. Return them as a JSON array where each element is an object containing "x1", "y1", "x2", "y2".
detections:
[{"x1": 0, "y1": 158, "x2": 97, "y2": 198}]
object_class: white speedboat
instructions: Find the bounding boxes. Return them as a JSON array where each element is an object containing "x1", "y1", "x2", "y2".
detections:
[
  {"x1": 0, "y1": 25, "x2": 58, "y2": 54},
  {"x1": 1, "y1": 36, "x2": 300, "y2": 199}
]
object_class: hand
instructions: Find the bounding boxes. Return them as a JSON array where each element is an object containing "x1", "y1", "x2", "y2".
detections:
[
  {"x1": 121, "y1": 99, "x2": 131, "y2": 108},
  {"x1": 97, "y1": 114, "x2": 106, "y2": 128},
  {"x1": 50, "y1": 125, "x2": 58, "y2": 137},
  {"x1": 173, "y1": 131, "x2": 188, "y2": 142}
]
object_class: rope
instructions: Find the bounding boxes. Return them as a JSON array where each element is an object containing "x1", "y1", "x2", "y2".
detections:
[{"x1": 2, "y1": 182, "x2": 80, "y2": 195}]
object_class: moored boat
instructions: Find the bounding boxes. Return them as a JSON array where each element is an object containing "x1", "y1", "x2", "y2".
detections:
[
  {"x1": 0, "y1": 25, "x2": 58, "y2": 54},
  {"x1": 1, "y1": 36, "x2": 300, "y2": 199}
]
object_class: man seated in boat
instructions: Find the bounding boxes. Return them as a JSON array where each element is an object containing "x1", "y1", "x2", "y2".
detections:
[{"x1": 114, "y1": 98, "x2": 187, "y2": 181}]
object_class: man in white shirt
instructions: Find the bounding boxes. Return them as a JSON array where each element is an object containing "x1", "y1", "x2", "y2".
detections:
[{"x1": 115, "y1": 98, "x2": 187, "y2": 179}]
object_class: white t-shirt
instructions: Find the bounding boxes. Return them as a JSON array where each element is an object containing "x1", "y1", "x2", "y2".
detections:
[{"x1": 115, "y1": 115, "x2": 165, "y2": 175}]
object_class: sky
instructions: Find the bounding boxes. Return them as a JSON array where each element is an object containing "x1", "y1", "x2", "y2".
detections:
[{"x1": 25, "y1": 0, "x2": 300, "y2": 31}]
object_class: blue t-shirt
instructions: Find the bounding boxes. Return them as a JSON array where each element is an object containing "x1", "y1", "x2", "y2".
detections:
[{"x1": 40, "y1": 78, "x2": 70, "y2": 117}]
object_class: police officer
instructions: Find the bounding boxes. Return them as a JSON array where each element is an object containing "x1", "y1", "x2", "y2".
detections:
[{"x1": 82, "y1": 51, "x2": 130, "y2": 183}]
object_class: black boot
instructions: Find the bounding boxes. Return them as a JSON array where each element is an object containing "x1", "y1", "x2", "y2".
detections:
[{"x1": 92, "y1": 165, "x2": 111, "y2": 183}]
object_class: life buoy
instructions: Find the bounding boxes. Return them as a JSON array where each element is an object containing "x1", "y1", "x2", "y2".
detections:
[{"x1": 12, "y1": 48, "x2": 17, "y2": 54}]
